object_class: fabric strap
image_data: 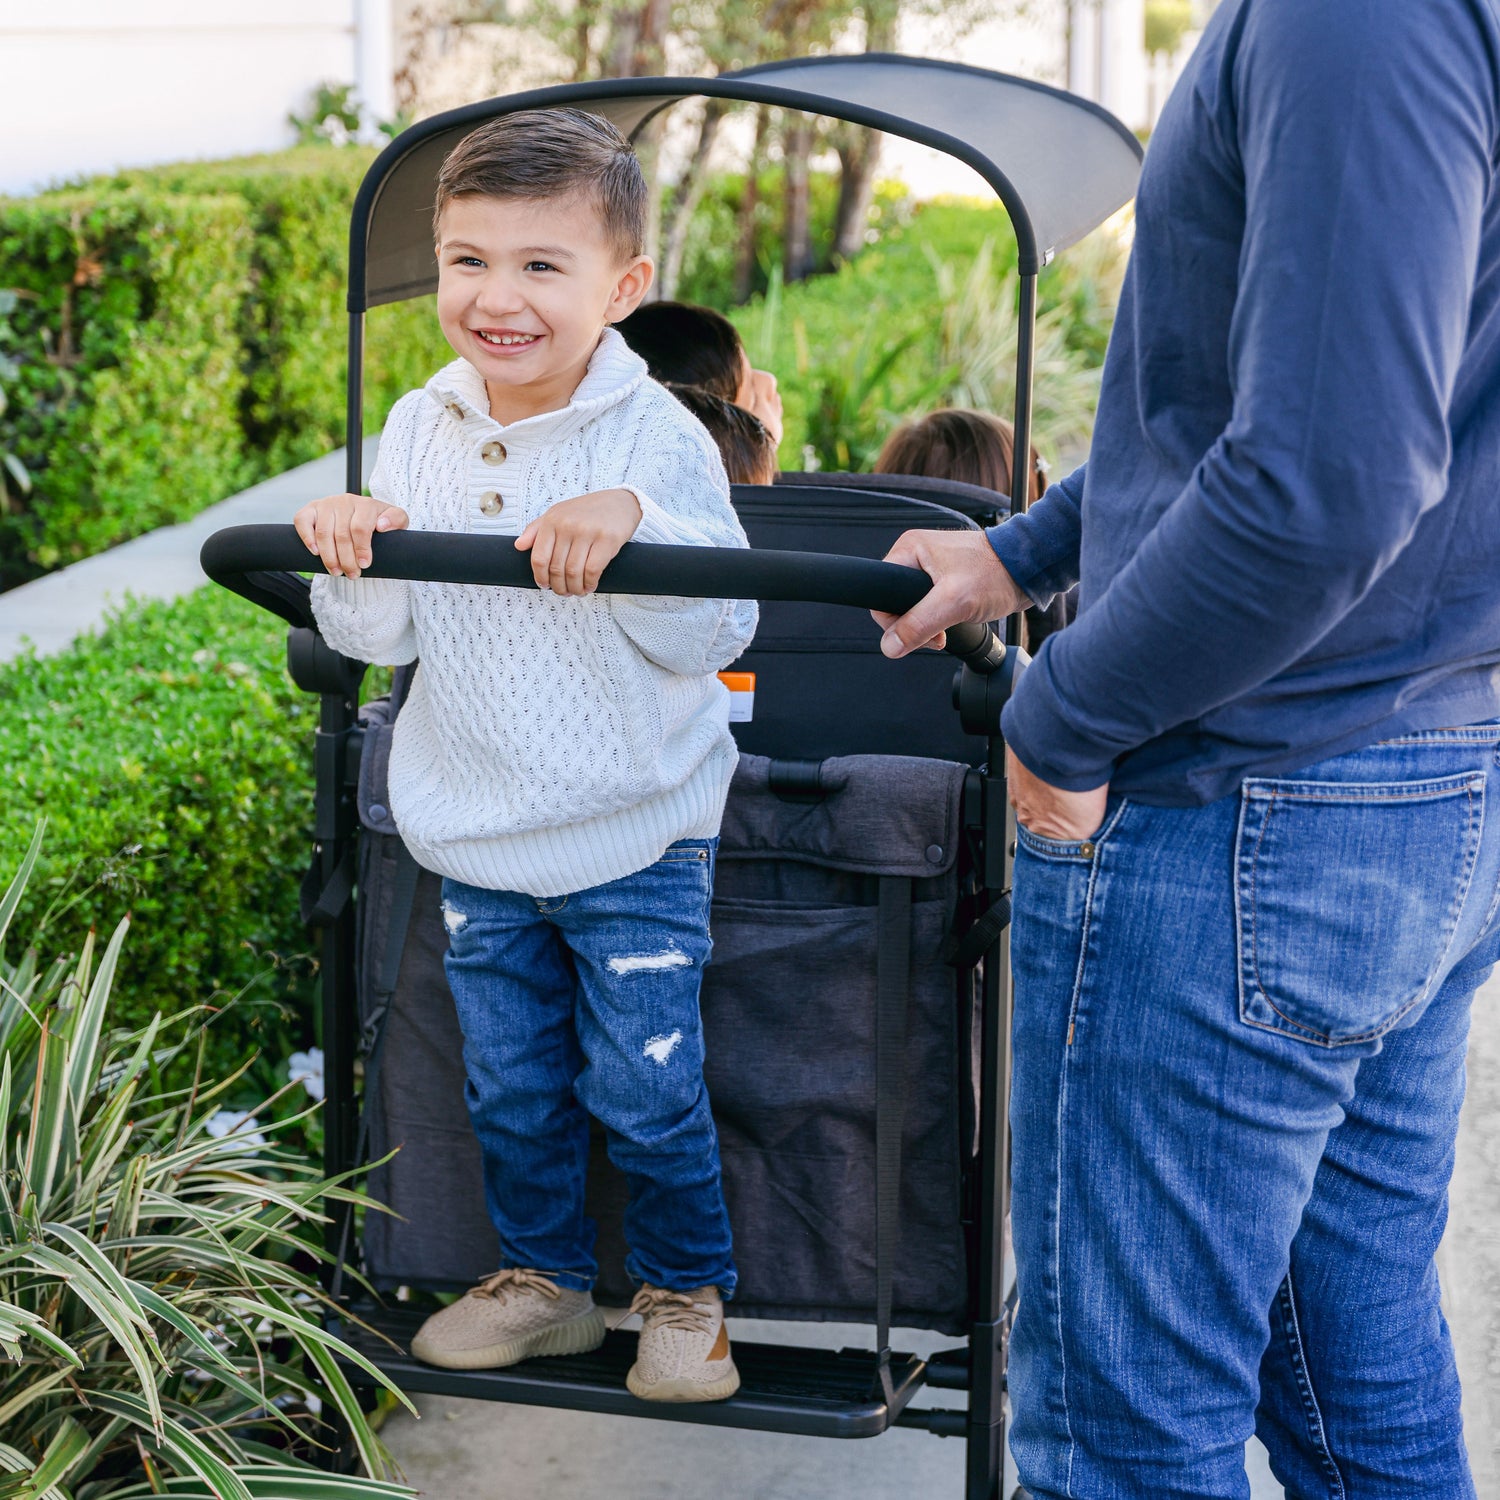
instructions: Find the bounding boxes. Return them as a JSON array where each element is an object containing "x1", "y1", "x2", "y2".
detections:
[
  {"x1": 944, "y1": 892, "x2": 1012, "y2": 971},
  {"x1": 874, "y1": 874, "x2": 914, "y2": 1401},
  {"x1": 331, "y1": 835, "x2": 422, "y2": 1301}
]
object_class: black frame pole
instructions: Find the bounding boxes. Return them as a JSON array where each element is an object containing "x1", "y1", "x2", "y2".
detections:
[
  {"x1": 964, "y1": 268, "x2": 1038, "y2": 1500},
  {"x1": 319, "y1": 309, "x2": 369, "y2": 1268},
  {"x1": 1010, "y1": 272, "x2": 1039, "y2": 526}
]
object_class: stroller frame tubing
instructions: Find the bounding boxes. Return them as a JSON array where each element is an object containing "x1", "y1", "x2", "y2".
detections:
[{"x1": 308, "y1": 251, "x2": 1039, "y2": 1500}]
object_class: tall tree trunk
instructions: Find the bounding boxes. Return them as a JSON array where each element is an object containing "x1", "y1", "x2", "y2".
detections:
[
  {"x1": 782, "y1": 116, "x2": 815, "y2": 283},
  {"x1": 733, "y1": 108, "x2": 769, "y2": 303},
  {"x1": 657, "y1": 102, "x2": 725, "y2": 301},
  {"x1": 634, "y1": 117, "x2": 666, "y2": 270},
  {"x1": 828, "y1": 8, "x2": 896, "y2": 265},
  {"x1": 604, "y1": 0, "x2": 669, "y2": 77},
  {"x1": 829, "y1": 128, "x2": 882, "y2": 265},
  {"x1": 572, "y1": 14, "x2": 594, "y2": 82}
]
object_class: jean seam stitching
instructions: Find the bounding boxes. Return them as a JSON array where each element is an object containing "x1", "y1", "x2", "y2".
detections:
[
  {"x1": 1242, "y1": 779, "x2": 1485, "y2": 1047},
  {"x1": 1481, "y1": 748, "x2": 1500, "y2": 938},
  {"x1": 1055, "y1": 833, "x2": 1113, "y2": 1490},
  {"x1": 1277, "y1": 1272, "x2": 1348, "y2": 1498},
  {"x1": 1245, "y1": 776, "x2": 1483, "y2": 804}
]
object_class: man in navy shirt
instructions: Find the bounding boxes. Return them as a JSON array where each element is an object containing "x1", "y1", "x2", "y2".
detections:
[{"x1": 878, "y1": 2, "x2": 1500, "y2": 1494}]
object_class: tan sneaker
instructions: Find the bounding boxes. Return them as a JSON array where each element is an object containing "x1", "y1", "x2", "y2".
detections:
[
  {"x1": 409, "y1": 1268, "x2": 605, "y2": 1371},
  {"x1": 625, "y1": 1285, "x2": 740, "y2": 1402}
]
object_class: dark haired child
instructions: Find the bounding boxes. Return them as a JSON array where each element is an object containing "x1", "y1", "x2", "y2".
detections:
[
  {"x1": 617, "y1": 299, "x2": 784, "y2": 447},
  {"x1": 294, "y1": 108, "x2": 755, "y2": 1403},
  {"x1": 668, "y1": 385, "x2": 777, "y2": 486}
]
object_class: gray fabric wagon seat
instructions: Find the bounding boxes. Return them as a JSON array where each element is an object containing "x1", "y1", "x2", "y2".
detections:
[{"x1": 356, "y1": 711, "x2": 978, "y2": 1334}]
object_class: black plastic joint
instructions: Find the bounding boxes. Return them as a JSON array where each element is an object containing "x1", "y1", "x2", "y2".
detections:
[
  {"x1": 288, "y1": 626, "x2": 368, "y2": 699},
  {"x1": 894, "y1": 1408, "x2": 969, "y2": 1439},
  {"x1": 952, "y1": 646, "x2": 1030, "y2": 736},
  {"x1": 924, "y1": 1346, "x2": 972, "y2": 1390}
]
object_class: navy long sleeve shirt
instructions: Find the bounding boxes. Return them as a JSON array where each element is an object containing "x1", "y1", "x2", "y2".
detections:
[{"x1": 989, "y1": 0, "x2": 1500, "y2": 805}]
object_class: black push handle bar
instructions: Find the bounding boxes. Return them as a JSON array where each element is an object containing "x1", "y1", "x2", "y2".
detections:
[{"x1": 199, "y1": 524, "x2": 1006, "y2": 675}]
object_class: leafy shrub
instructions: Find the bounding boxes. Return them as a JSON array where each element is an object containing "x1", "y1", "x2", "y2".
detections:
[
  {"x1": 289, "y1": 82, "x2": 365, "y2": 147},
  {"x1": 0, "y1": 587, "x2": 322, "y2": 1082},
  {"x1": 0, "y1": 189, "x2": 252, "y2": 583},
  {"x1": 117, "y1": 150, "x2": 449, "y2": 477},
  {"x1": 0, "y1": 151, "x2": 450, "y2": 586},
  {"x1": 0, "y1": 827, "x2": 415, "y2": 1497},
  {"x1": 0, "y1": 289, "x2": 33, "y2": 511}
]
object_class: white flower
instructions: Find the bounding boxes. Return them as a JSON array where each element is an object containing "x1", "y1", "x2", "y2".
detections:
[
  {"x1": 287, "y1": 1047, "x2": 325, "y2": 1102},
  {"x1": 204, "y1": 1110, "x2": 266, "y2": 1150}
]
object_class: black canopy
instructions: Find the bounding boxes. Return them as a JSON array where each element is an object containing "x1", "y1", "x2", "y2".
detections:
[{"x1": 351, "y1": 53, "x2": 1143, "y2": 310}]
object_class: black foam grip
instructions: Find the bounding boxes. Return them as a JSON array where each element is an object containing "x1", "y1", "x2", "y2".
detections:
[{"x1": 199, "y1": 525, "x2": 1004, "y2": 673}]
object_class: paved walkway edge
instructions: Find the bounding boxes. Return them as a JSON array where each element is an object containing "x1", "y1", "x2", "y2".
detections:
[{"x1": 0, "y1": 437, "x2": 381, "y2": 664}]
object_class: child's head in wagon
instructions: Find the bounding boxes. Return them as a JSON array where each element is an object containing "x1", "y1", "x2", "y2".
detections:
[{"x1": 433, "y1": 108, "x2": 655, "y2": 422}]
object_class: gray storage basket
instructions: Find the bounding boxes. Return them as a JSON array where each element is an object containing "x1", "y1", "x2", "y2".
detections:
[{"x1": 354, "y1": 697, "x2": 976, "y2": 1334}]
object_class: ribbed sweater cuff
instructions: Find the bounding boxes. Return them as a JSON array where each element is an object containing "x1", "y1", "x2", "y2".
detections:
[{"x1": 315, "y1": 574, "x2": 408, "y2": 609}]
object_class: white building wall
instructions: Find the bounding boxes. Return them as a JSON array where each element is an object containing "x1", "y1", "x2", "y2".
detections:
[{"x1": 0, "y1": 1, "x2": 392, "y2": 197}]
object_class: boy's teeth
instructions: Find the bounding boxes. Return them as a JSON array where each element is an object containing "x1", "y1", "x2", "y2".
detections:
[{"x1": 478, "y1": 331, "x2": 537, "y2": 346}]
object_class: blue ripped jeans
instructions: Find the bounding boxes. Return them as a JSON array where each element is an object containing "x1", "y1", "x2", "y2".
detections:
[
  {"x1": 1009, "y1": 722, "x2": 1500, "y2": 1499},
  {"x1": 440, "y1": 839, "x2": 736, "y2": 1297}
]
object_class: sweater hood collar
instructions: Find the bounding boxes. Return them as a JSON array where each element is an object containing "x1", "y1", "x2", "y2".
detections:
[{"x1": 425, "y1": 328, "x2": 649, "y2": 441}]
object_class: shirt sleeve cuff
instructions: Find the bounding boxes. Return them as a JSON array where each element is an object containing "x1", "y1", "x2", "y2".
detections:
[
  {"x1": 624, "y1": 488, "x2": 710, "y2": 546},
  {"x1": 986, "y1": 512, "x2": 1077, "y2": 609},
  {"x1": 1001, "y1": 656, "x2": 1118, "y2": 791},
  {"x1": 314, "y1": 574, "x2": 408, "y2": 610}
]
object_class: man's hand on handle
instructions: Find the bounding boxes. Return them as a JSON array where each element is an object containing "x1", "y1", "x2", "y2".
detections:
[
  {"x1": 876, "y1": 527, "x2": 1110, "y2": 839},
  {"x1": 872, "y1": 529, "x2": 1030, "y2": 658}
]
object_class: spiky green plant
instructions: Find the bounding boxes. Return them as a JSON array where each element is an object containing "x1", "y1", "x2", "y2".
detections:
[
  {"x1": 0, "y1": 824, "x2": 416, "y2": 1500},
  {"x1": 927, "y1": 237, "x2": 1109, "y2": 467}
]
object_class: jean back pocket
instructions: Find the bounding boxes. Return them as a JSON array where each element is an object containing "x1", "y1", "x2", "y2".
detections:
[{"x1": 1234, "y1": 772, "x2": 1485, "y2": 1046}]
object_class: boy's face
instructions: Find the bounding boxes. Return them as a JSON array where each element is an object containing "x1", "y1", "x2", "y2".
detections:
[{"x1": 436, "y1": 193, "x2": 653, "y2": 423}]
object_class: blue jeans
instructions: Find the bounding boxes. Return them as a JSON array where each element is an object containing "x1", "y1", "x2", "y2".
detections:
[
  {"x1": 1009, "y1": 722, "x2": 1500, "y2": 1498},
  {"x1": 440, "y1": 839, "x2": 736, "y2": 1297}
]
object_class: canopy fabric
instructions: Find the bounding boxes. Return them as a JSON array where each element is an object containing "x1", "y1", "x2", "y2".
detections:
[{"x1": 351, "y1": 54, "x2": 1142, "y2": 310}]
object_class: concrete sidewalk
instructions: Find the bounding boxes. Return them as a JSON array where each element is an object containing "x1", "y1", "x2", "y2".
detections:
[{"x1": 0, "y1": 438, "x2": 379, "y2": 664}]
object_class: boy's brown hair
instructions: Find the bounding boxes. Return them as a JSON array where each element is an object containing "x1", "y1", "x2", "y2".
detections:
[
  {"x1": 434, "y1": 108, "x2": 647, "y2": 261},
  {"x1": 875, "y1": 408, "x2": 1047, "y2": 503},
  {"x1": 668, "y1": 386, "x2": 778, "y2": 486}
]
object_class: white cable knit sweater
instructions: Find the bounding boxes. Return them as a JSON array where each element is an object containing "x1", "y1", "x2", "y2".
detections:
[{"x1": 310, "y1": 331, "x2": 758, "y2": 897}]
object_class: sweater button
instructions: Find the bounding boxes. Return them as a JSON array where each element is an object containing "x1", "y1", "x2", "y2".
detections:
[
  {"x1": 446, "y1": 401, "x2": 464, "y2": 420},
  {"x1": 479, "y1": 491, "x2": 504, "y2": 517},
  {"x1": 481, "y1": 440, "x2": 507, "y2": 465}
]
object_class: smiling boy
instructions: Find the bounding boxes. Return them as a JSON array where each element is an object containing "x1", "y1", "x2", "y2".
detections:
[{"x1": 295, "y1": 109, "x2": 757, "y2": 1402}]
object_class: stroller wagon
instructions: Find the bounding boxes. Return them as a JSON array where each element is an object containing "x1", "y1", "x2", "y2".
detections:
[{"x1": 202, "y1": 56, "x2": 1140, "y2": 1500}]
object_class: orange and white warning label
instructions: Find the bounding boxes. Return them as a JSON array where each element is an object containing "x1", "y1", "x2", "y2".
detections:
[{"x1": 718, "y1": 671, "x2": 755, "y2": 723}]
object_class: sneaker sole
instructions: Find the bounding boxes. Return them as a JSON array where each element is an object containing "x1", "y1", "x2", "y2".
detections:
[
  {"x1": 410, "y1": 1306, "x2": 607, "y2": 1371},
  {"x1": 626, "y1": 1363, "x2": 741, "y2": 1403}
]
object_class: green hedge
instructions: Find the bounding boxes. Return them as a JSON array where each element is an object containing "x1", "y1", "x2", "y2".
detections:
[
  {"x1": 0, "y1": 148, "x2": 450, "y2": 587},
  {"x1": 0, "y1": 587, "x2": 323, "y2": 1080},
  {"x1": 114, "y1": 150, "x2": 449, "y2": 472},
  {"x1": 0, "y1": 190, "x2": 252, "y2": 581}
]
